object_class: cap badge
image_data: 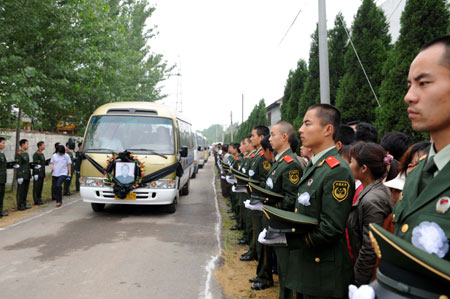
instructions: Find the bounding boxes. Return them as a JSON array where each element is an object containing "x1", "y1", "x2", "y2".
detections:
[
  {"x1": 436, "y1": 197, "x2": 450, "y2": 214},
  {"x1": 298, "y1": 192, "x2": 311, "y2": 206}
]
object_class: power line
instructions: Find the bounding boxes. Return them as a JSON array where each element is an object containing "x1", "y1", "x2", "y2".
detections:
[
  {"x1": 278, "y1": 7, "x2": 302, "y2": 47},
  {"x1": 338, "y1": 14, "x2": 381, "y2": 107},
  {"x1": 387, "y1": 0, "x2": 404, "y2": 23}
]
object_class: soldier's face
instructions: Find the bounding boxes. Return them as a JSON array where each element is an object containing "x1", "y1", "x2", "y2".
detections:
[
  {"x1": 0, "y1": 140, "x2": 5, "y2": 150},
  {"x1": 251, "y1": 129, "x2": 261, "y2": 147},
  {"x1": 22, "y1": 141, "x2": 29, "y2": 151},
  {"x1": 40, "y1": 143, "x2": 46, "y2": 151},
  {"x1": 405, "y1": 44, "x2": 450, "y2": 135},
  {"x1": 299, "y1": 109, "x2": 328, "y2": 151},
  {"x1": 269, "y1": 125, "x2": 285, "y2": 152}
]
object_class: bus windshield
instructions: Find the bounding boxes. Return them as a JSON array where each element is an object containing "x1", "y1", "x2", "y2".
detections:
[{"x1": 84, "y1": 115, "x2": 175, "y2": 155}]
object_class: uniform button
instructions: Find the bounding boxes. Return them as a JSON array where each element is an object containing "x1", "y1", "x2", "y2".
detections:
[
  {"x1": 315, "y1": 258, "x2": 320, "y2": 263},
  {"x1": 392, "y1": 214, "x2": 395, "y2": 220},
  {"x1": 439, "y1": 296, "x2": 448, "y2": 299},
  {"x1": 401, "y1": 224, "x2": 409, "y2": 233},
  {"x1": 295, "y1": 208, "x2": 298, "y2": 213},
  {"x1": 291, "y1": 228, "x2": 296, "y2": 233}
]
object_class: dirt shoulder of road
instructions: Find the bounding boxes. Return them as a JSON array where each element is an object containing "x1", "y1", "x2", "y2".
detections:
[{"x1": 214, "y1": 174, "x2": 279, "y2": 299}]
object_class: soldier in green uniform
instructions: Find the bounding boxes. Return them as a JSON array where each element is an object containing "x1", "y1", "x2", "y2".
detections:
[
  {"x1": 0, "y1": 136, "x2": 12, "y2": 217},
  {"x1": 286, "y1": 104, "x2": 355, "y2": 298},
  {"x1": 236, "y1": 137, "x2": 253, "y2": 246},
  {"x1": 15, "y1": 139, "x2": 32, "y2": 210},
  {"x1": 229, "y1": 142, "x2": 244, "y2": 230},
  {"x1": 259, "y1": 120, "x2": 303, "y2": 298},
  {"x1": 394, "y1": 36, "x2": 450, "y2": 260},
  {"x1": 32, "y1": 141, "x2": 46, "y2": 205},
  {"x1": 245, "y1": 125, "x2": 272, "y2": 287},
  {"x1": 63, "y1": 140, "x2": 75, "y2": 196}
]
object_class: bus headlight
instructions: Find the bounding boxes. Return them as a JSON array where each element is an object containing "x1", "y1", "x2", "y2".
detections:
[
  {"x1": 148, "y1": 179, "x2": 176, "y2": 189},
  {"x1": 80, "y1": 177, "x2": 105, "y2": 187}
]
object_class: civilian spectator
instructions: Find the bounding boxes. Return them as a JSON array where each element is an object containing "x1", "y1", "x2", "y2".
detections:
[
  {"x1": 381, "y1": 131, "x2": 411, "y2": 160},
  {"x1": 50, "y1": 145, "x2": 72, "y2": 207},
  {"x1": 347, "y1": 142, "x2": 394, "y2": 285},
  {"x1": 399, "y1": 141, "x2": 431, "y2": 177},
  {"x1": 355, "y1": 122, "x2": 378, "y2": 143},
  {"x1": 336, "y1": 124, "x2": 356, "y2": 151},
  {"x1": 347, "y1": 121, "x2": 361, "y2": 131}
]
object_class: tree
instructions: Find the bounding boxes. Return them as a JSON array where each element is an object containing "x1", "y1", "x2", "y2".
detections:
[
  {"x1": 200, "y1": 124, "x2": 224, "y2": 144},
  {"x1": 236, "y1": 99, "x2": 267, "y2": 141},
  {"x1": 281, "y1": 60, "x2": 308, "y2": 125},
  {"x1": 335, "y1": 0, "x2": 391, "y2": 124},
  {"x1": 295, "y1": 26, "x2": 320, "y2": 128},
  {"x1": 375, "y1": 0, "x2": 449, "y2": 141},
  {"x1": 328, "y1": 12, "x2": 348, "y2": 106}
]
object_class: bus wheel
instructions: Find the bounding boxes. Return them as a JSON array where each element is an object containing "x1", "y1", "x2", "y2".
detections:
[
  {"x1": 165, "y1": 198, "x2": 177, "y2": 213},
  {"x1": 91, "y1": 203, "x2": 105, "y2": 212},
  {"x1": 180, "y1": 179, "x2": 190, "y2": 196}
]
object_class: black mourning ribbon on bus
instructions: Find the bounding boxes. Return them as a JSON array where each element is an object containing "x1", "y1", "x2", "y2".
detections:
[{"x1": 81, "y1": 152, "x2": 184, "y2": 199}]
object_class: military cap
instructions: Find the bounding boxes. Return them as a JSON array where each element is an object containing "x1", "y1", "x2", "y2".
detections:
[
  {"x1": 248, "y1": 182, "x2": 284, "y2": 205},
  {"x1": 369, "y1": 223, "x2": 450, "y2": 298},
  {"x1": 262, "y1": 205, "x2": 318, "y2": 236}
]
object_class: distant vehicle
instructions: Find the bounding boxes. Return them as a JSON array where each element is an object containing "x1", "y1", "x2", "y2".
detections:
[
  {"x1": 196, "y1": 132, "x2": 206, "y2": 168},
  {"x1": 191, "y1": 132, "x2": 199, "y2": 178},
  {"x1": 79, "y1": 102, "x2": 194, "y2": 213}
]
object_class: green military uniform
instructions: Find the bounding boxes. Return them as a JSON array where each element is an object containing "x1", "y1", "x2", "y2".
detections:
[
  {"x1": 393, "y1": 143, "x2": 450, "y2": 261},
  {"x1": 32, "y1": 150, "x2": 46, "y2": 205},
  {"x1": 285, "y1": 147, "x2": 354, "y2": 298},
  {"x1": 241, "y1": 150, "x2": 256, "y2": 253},
  {"x1": 369, "y1": 223, "x2": 450, "y2": 298},
  {"x1": 15, "y1": 149, "x2": 31, "y2": 210},
  {"x1": 63, "y1": 150, "x2": 74, "y2": 195},
  {"x1": 231, "y1": 153, "x2": 244, "y2": 225},
  {"x1": 247, "y1": 146, "x2": 272, "y2": 286},
  {"x1": 262, "y1": 148, "x2": 302, "y2": 298},
  {"x1": 0, "y1": 150, "x2": 9, "y2": 215}
]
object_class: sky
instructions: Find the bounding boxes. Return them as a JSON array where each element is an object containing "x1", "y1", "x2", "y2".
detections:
[{"x1": 148, "y1": 0, "x2": 386, "y2": 131}]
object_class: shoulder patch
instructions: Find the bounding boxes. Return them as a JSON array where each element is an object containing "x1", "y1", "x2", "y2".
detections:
[
  {"x1": 325, "y1": 156, "x2": 340, "y2": 168},
  {"x1": 251, "y1": 153, "x2": 255, "y2": 158},
  {"x1": 262, "y1": 160, "x2": 271, "y2": 171},
  {"x1": 259, "y1": 150, "x2": 265, "y2": 156},
  {"x1": 332, "y1": 181, "x2": 350, "y2": 202},
  {"x1": 289, "y1": 170, "x2": 300, "y2": 184},
  {"x1": 283, "y1": 155, "x2": 294, "y2": 164}
]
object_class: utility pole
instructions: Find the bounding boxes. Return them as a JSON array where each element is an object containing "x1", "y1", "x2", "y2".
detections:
[
  {"x1": 318, "y1": 0, "x2": 330, "y2": 104},
  {"x1": 230, "y1": 111, "x2": 233, "y2": 143}
]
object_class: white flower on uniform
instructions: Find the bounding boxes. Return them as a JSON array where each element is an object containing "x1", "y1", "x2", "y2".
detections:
[
  {"x1": 411, "y1": 221, "x2": 449, "y2": 258},
  {"x1": 242, "y1": 168, "x2": 246, "y2": 174},
  {"x1": 298, "y1": 192, "x2": 311, "y2": 206},
  {"x1": 348, "y1": 284, "x2": 375, "y2": 299},
  {"x1": 266, "y1": 177, "x2": 273, "y2": 189},
  {"x1": 249, "y1": 170, "x2": 255, "y2": 177}
]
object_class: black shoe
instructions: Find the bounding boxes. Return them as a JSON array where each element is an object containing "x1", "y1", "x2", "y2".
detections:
[
  {"x1": 25, "y1": 206, "x2": 31, "y2": 210},
  {"x1": 227, "y1": 209, "x2": 233, "y2": 213},
  {"x1": 240, "y1": 255, "x2": 254, "y2": 261},
  {"x1": 229, "y1": 215, "x2": 236, "y2": 220},
  {"x1": 241, "y1": 251, "x2": 250, "y2": 257},
  {"x1": 251, "y1": 281, "x2": 273, "y2": 290},
  {"x1": 227, "y1": 203, "x2": 232, "y2": 207},
  {"x1": 230, "y1": 225, "x2": 239, "y2": 230},
  {"x1": 249, "y1": 277, "x2": 259, "y2": 283},
  {"x1": 64, "y1": 192, "x2": 72, "y2": 196},
  {"x1": 1, "y1": 212, "x2": 8, "y2": 217},
  {"x1": 237, "y1": 239, "x2": 247, "y2": 245},
  {"x1": 35, "y1": 201, "x2": 44, "y2": 206}
]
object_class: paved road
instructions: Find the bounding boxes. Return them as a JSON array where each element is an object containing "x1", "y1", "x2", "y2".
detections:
[{"x1": 0, "y1": 161, "x2": 222, "y2": 299}]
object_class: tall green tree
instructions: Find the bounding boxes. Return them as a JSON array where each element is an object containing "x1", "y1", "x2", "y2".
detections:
[
  {"x1": 283, "y1": 60, "x2": 308, "y2": 125},
  {"x1": 335, "y1": 0, "x2": 391, "y2": 124},
  {"x1": 375, "y1": 0, "x2": 449, "y2": 140},
  {"x1": 280, "y1": 70, "x2": 294, "y2": 122},
  {"x1": 328, "y1": 12, "x2": 348, "y2": 106},
  {"x1": 236, "y1": 99, "x2": 267, "y2": 141},
  {"x1": 295, "y1": 26, "x2": 320, "y2": 128},
  {"x1": 200, "y1": 124, "x2": 224, "y2": 143}
]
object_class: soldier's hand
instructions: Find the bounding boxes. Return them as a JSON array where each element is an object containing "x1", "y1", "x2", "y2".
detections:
[
  {"x1": 17, "y1": 178, "x2": 23, "y2": 185},
  {"x1": 34, "y1": 175, "x2": 39, "y2": 181}
]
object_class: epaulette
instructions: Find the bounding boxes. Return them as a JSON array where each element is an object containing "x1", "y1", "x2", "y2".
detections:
[
  {"x1": 325, "y1": 156, "x2": 340, "y2": 168},
  {"x1": 235, "y1": 156, "x2": 239, "y2": 161},
  {"x1": 36, "y1": 151, "x2": 40, "y2": 154},
  {"x1": 244, "y1": 155, "x2": 248, "y2": 159},
  {"x1": 66, "y1": 150, "x2": 68, "y2": 153},
  {"x1": 18, "y1": 151, "x2": 22, "y2": 154},
  {"x1": 419, "y1": 154, "x2": 427, "y2": 161},
  {"x1": 259, "y1": 150, "x2": 265, "y2": 156},
  {"x1": 251, "y1": 153, "x2": 255, "y2": 158},
  {"x1": 283, "y1": 155, "x2": 294, "y2": 164}
]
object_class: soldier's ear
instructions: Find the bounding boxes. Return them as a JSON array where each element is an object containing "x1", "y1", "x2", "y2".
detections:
[{"x1": 323, "y1": 124, "x2": 333, "y2": 138}]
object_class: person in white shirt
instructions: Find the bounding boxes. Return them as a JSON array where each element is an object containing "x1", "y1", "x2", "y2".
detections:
[{"x1": 50, "y1": 145, "x2": 72, "y2": 207}]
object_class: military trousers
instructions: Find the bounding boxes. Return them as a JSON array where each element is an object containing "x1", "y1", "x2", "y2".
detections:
[
  {"x1": 33, "y1": 177, "x2": 44, "y2": 204},
  {"x1": 63, "y1": 174, "x2": 72, "y2": 195},
  {"x1": 275, "y1": 246, "x2": 293, "y2": 299},
  {"x1": 16, "y1": 179, "x2": 30, "y2": 209},
  {"x1": 0, "y1": 183, "x2": 5, "y2": 212},
  {"x1": 75, "y1": 171, "x2": 80, "y2": 192},
  {"x1": 256, "y1": 215, "x2": 273, "y2": 284},
  {"x1": 249, "y1": 210, "x2": 263, "y2": 262}
]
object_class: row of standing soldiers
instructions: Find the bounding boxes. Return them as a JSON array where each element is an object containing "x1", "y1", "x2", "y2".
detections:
[{"x1": 0, "y1": 137, "x2": 82, "y2": 216}]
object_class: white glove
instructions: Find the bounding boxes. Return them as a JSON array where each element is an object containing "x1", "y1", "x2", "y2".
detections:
[
  {"x1": 258, "y1": 228, "x2": 287, "y2": 245},
  {"x1": 17, "y1": 178, "x2": 23, "y2": 185},
  {"x1": 348, "y1": 285, "x2": 375, "y2": 299},
  {"x1": 13, "y1": 164, "x2": 20, "y2": 169},
  {"x1": 226, "y1": 176, "x2": 237, "y2": 184},
  {"x1": 34, "y1": 165, "x2": 41, "y2": 169},
  {"x1": 34, "y1": 175, "x2": 39, "y2": 181},
  {"x1": 242, "y1": 168, "x2": 246, "y2": 174},
  {"x1": 245, "y1": 200, "x2": 263, "y2": 211},
  {"x1": 232, "y1": 185, "x2": 247, "y2": 193}
]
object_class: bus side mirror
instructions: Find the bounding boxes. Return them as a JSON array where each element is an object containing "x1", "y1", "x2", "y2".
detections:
[
  {"x1": 198, "y1": 146, "x2": 202, "y2": 151},
  {"x1": 180, "y1": 146, "x2": 188, "y2": 158}
]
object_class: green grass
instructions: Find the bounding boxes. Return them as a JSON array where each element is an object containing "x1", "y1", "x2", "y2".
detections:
[{"x1": 2, "y1": 176, "x2": 78, "y2": 211}]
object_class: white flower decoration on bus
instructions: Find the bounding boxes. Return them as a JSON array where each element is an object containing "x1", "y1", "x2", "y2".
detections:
[{"x1": 411, "y1": 221, "x2": 449, "y2": 258}]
